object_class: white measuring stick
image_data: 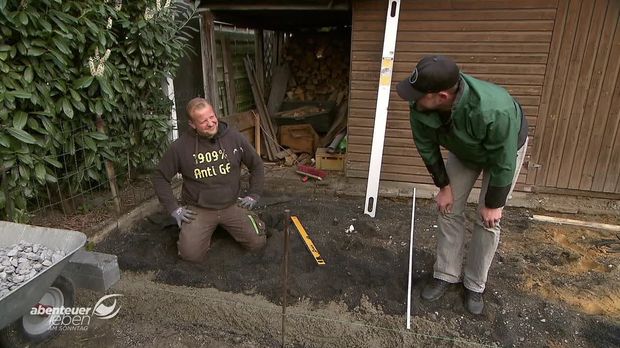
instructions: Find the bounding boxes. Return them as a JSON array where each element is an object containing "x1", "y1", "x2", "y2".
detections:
[
  {"x1": 406, "y1": 187, "x2": 416, "y2": 330},
  {"x1": 364, "y1": 0, "x2": 401, "y2": 218}
]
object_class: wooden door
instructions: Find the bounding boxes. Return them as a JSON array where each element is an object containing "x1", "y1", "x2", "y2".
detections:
[{"x1": 530, "y1": 0, "x2": 620, "y2": 195}]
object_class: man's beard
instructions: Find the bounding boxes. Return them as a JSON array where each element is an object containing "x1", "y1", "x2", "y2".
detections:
[
  {"x1": 197, "y1": 127, "x2": 217, "y2": 138},
  {"x1": 415, "y1": 104, "x2": 436, "y2": 113}
]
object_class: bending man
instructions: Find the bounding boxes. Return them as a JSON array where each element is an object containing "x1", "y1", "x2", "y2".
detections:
[{"x1": 397, "y1": 56, "x2": 528, "y2": 314}]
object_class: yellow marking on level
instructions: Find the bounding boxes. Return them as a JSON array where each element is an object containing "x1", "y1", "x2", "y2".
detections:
[{"x1": 290, "y1": 216, "x2": 326, "y2": 265}]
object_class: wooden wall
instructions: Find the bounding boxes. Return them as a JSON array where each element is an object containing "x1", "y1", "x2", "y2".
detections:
[
  {"x1": 349, "y1": 0, "x2": 620, "y2": 197},
  {"x1": 530, "y1": 0, "x2": 620, "y2": 194},
  {"x1": 348, "y1": 0, "x2": 558, "y2": 191}
]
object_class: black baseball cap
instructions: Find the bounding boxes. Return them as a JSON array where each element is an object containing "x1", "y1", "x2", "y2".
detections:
[{"x1": 396, "y1": 55, "x2": 460, "y2": 102}]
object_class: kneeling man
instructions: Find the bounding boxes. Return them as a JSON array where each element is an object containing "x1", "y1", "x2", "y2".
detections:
[{"x1": 153, "y1": 97, "x2": 266, "y2": 262}]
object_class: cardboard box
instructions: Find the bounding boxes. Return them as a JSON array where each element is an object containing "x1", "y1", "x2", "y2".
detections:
[{"x1": 315, "y1": 147, "x2": 344, "y2": 171}]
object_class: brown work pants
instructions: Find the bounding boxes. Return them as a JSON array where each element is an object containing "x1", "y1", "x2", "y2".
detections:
[{"x1": 177, "y1": 204, "x2": 266, "y2": 262}]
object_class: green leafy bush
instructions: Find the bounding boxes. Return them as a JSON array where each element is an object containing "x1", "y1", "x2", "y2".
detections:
[{"x1": 0, "y1": 0, "x2": 198, "y2": 220}]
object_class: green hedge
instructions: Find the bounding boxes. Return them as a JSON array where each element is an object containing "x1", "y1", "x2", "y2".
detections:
[{"x1": 0, "y1": 0, "x2": 198, "y2": 221}]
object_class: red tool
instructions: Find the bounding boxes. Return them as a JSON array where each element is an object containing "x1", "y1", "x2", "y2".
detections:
[{"x1": 295, "y1": 165, "x2": 327, "y2": 181}]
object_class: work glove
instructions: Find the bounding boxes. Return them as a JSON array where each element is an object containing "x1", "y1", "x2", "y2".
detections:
[
  {"x1": 171, "y1": 206, "x2": 197, "y2": 227},
  {"x1": 238, "y1": 195, "x2": 258, "y2": 210}
]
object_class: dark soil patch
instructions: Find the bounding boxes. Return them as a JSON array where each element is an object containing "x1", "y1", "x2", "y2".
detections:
[
  {"x1": 97, "y1": 191, "x2": 620, "y2": 348},
  {"x1": 97, "y1": 193, "x2": 434, "y2": 315}
]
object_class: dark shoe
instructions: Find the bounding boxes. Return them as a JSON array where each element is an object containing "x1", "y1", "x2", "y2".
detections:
[
  {"x1": 465, "y1": 289, "x2": 484, "y2": 315},
  {"x1": 421, "y1": 278, "x2": 450, "y2": 301}
]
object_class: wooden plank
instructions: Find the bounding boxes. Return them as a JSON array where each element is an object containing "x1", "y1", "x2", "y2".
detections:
[
  {"x1": 356, "y1": 19, "x2": 555, "y2": 32},
  {"x1": 349, "y1": 134, "x2": 415, "y2": 148},
  {"x1": 351, "y1": 71, "x2": 545, "y2": 86},
  {"x1": 354, "y1": 41, "x2": 552, "y2": 53},
  {"x1": 350, "y1": 117, "x2": 540, "y2": 134},
  {"x1": 349, "y1": 89, "x2": 542, "y2": 107},
  {"x1": 348, "y1": 161, "x2": 431, "y2": 176},
  {"x1": 351, "y1": 69, "x2": 548, "y2": 88},
  {"x1": 354, "y1": 8, "x2": 557, "y2": 21},
  {"x1": 353, "y1": 51, "x2": 550, "y2": 64},
  {"x1": 545, "y1": 0, "x2": 596, "y2": 187},
  {"x1": 532, "y1": 0, "x2": 581, "y2": 186},
  {"x1": 346, "y1": 169, "x2": 435, "y2": 185},
  {"x1": 350, "y1": 80, "x2": 543, "y2": 96},
  {"x1": 349, "y1": 122, "x2": 538, "y2": 144},
  {"x1": 349, "y1": 137, "x2": 534, "y2": 155},
  {"x1": 358, "y1": 0, "x2": 558, "y2": 11},
  {"x1": 320, "y1": 101, "x2": 348, "y2": 147},
  {"x1": 569, "y1": 0, "x2": 620, "y2": 189},
  {"x1": 356, "y1": 62, "x2": 549, "y2": 76},
  {"x1": 527, "y1": 0, "x2": 569, "y2": 186},
  {"x1": 350, "y1": 107, "x2": 410, "y2": 119},
  {"x1": 349, "y1": 126, "x2": 413, "y2": 139},
  {"x1": 604, "y1": 79, "x2": 620, "y2": 193},
  {"x1": 533, "y1": 185, "x2": 620, "y2": 199},
  {"x1": 348, "y1": 144, "x2": 420, "y2": 157},
  {"x1": 347, "y1": 161, "x2": 527, "y2": 180},
  {"x1": 354, "y1": 100, "x2": 539, "y2": 112},
  {"x1": 254, "y1": 29, "x2": 265, "y2": 96},
  {"x1": 532, "y1": 215, "x2": 620, "y2": 232},
  {"x1": 266, "y1": 64, "x2": 290, "y2": 115},
  {"x1": 243, "y1": 56, "x2": 278, "y2": 160},
  {"x1": 253, "y1": 110, "x2": 261, "y2": 156},
  {"x1": 348, "y1": 161, "x2": 528, "y2": 186},
  {"x1": 591, "y1": 60, "x2": 620, "y2": 191},
  {"x1": 349, "y1": 104, "x2": 540, "y2": 118},
  {"x1": 603, "y1": 76, "x2": 620, "y2": 193},
  {"x1": 580, "y1": 0, "x2": 620, "y2": 191},
  {"x1": 221, "y1": 37, "x2": 237, "y2": 115},
  {"x1": 347, "y1": 152, "x2": 427, "y2": 167},
  {"x1": 353, "y1": 31, "x2": 553, "y2": 43},
  {"x1": 375, "y1": 62, "x2": 549, "y2": 77},
  {"x1": 352, "y1": 118, "x2": 411, "y2": 129},
  {"x1": 554, "y1": 0, "x2": 608, "y2": 188},
  {"x1": 445, "y1": 63, "x2": 546, "y2": 76}
]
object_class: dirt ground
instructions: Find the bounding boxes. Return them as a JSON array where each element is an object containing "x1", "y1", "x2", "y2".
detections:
[{"x1": 41, "y1": 190, "x2": 619, "y2": 347}]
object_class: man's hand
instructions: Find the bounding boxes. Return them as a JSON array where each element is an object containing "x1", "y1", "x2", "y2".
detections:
[
  {"x1": 479, "y1": 206, "x2": 503, "y2": 228},
  {"x1": 238, "y1": 196, "x2": 258, "y2": 210},
  {"x1": 171, "y1": 207, "x2": 197, "y2": 227},
  {"x1": 436, "y1": 185, "x2": 454, "y2": 214}
]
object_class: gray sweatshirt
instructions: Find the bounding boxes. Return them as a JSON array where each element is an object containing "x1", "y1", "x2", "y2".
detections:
[{"x1": 152, "y1": 122, "x2": 264, "y2": 213}]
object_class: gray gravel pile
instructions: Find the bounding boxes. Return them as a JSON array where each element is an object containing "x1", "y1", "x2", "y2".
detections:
[{"x1": 0, "y1": 241, "x2": 65, "y2": 299}]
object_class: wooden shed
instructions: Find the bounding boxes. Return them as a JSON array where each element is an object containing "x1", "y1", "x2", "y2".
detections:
[
  {"x1": 199, "y1": 0, "x2": 620, "y2": 198},
  {"x1": 349, "y1": 0, "x2": 620, "y2": 198}
]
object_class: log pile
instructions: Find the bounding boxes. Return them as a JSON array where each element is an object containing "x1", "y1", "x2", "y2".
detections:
[{"x1": 283, "y1": 30, "x2": 350, "y2": 103}]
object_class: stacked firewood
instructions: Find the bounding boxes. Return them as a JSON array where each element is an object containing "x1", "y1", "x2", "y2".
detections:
[{"x1": 284, "y1": 30, "x2": 350, "y2": 103}]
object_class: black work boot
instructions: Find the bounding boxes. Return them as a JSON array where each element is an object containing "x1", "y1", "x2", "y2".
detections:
[
  {"x1": 465, "y1": 289, "x2": 484, "y2": 315},
  {"x1": 421, "y1": 278, "x2": 450, "y2": 301}
]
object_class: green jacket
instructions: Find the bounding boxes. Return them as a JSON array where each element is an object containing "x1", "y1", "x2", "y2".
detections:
[{"x1": 409, "y1": 73, "x2": 525, "y2": 208}]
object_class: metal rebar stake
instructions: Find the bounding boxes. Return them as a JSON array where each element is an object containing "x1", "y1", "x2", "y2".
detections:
[
  {"x1": 281, "y1": 209, "x2": 291, "y2": 347},
  {"x1": 406, "y1": 188, "x2": 416, "y2": 329}
]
